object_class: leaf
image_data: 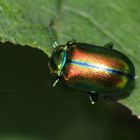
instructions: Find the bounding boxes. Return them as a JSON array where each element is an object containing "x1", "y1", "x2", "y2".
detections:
[
  {"x1": 0, "y1": 0, "x2": 140, "y2": 116},
  {"x1": 0, "y1": 0, "x2": 58, "y2": 56}
]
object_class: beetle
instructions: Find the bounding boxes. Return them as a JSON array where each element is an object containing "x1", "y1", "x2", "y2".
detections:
[{"x1": 48, "y1": 23, "x2": 135, "y2": 104}]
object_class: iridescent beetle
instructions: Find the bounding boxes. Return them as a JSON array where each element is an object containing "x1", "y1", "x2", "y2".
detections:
[{"x1": 48, "y1": 22, "x2": 135, "y2": 104}]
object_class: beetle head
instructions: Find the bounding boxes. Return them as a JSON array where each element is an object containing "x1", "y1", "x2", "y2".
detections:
[{"x1": 48, "y1": 45, "x2": 67, "y2": 77}]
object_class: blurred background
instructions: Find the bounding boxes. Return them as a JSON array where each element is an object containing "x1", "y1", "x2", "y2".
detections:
[{"x1": 0, "y1": 42, "x2": 139, "y2": 140}]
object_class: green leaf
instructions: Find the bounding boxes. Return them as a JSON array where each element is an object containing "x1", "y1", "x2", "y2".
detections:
[
  {"x1": 0, "y1": 0, "x2": 140, "y2": 116},
  {"x1": 0, "y1": 0, "x2": 59, "y2": 56}
]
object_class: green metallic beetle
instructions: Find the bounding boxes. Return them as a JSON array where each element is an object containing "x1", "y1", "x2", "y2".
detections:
[{"x1": 48, "y1": 22, "x2": 135, "y2": 104}]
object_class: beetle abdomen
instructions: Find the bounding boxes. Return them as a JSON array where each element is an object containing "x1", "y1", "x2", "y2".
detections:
[{"x1": 63, "y1": 43, "x2": 135, "y2": 94}]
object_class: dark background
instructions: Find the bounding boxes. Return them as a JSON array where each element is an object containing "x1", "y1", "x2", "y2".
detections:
[{"x1": 0, "y1": 42, "x2": 139, "y2": 140}]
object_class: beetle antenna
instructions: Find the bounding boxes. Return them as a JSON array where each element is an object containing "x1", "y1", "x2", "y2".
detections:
[
  {"x1": 48, "y1": 19, "x2": 59, "y2": 49},
  {"x1": 53, "y1": 78, "x2": 60, "y2": 87}
]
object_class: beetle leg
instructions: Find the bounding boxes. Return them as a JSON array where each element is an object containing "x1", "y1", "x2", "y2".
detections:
[
  {"x1": 48, "y1": 19, "x2": 59, "y2": 49},
  {"x1": 88, "y1": 92, "x2": 98, "y2": 104},
  {"x1": 66, "y1": 39, "x2": 76, "y2": 46},
  {"x1": 52, "y1": 78, "x2": 60, "y2": 87},
  {"x1": 104, "y1": 42, "x2": 113, "y2": 49}
]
